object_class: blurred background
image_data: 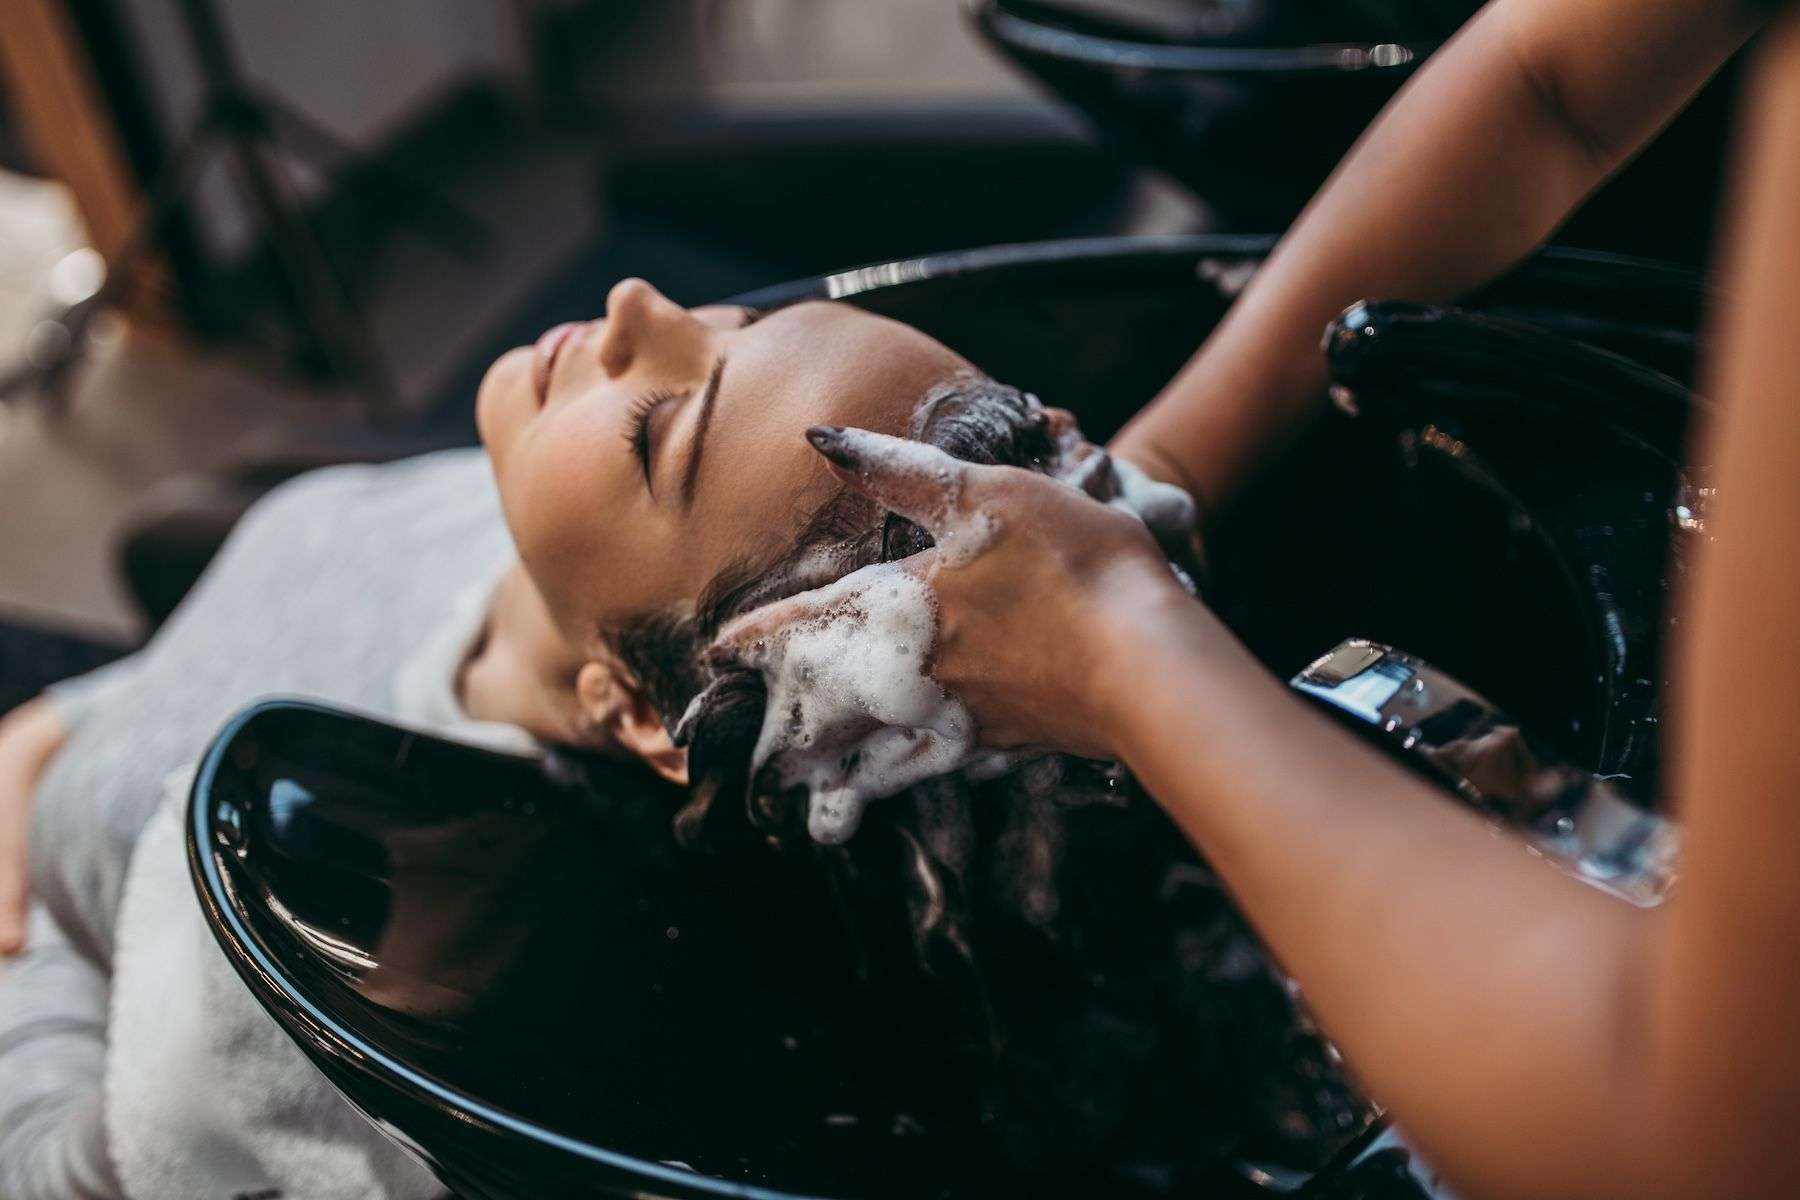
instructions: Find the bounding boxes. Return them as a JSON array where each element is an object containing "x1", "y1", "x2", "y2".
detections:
[{"x1": 0, "y1": 0, "x2": 1743, "y2": 676}]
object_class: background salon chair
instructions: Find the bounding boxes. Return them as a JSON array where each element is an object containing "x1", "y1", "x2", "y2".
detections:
[{"x1": 191, "y1": 240, "x2": 1699, "y2": 1199}]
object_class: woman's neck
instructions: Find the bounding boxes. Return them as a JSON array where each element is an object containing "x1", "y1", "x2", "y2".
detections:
[{"x1": 457, "y1": 563, "x2": 587, "y2": 745}]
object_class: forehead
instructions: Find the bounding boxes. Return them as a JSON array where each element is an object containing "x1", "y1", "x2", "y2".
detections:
[
  {"x1": 735, "y1": 301, "x2": 972, "y2": 427},
  {"x1": 696, "y1": 306, "x2": 967, "y2": 526},
  {"x1": 687, "y1": 301, "x2": 969, "y2": 541}
]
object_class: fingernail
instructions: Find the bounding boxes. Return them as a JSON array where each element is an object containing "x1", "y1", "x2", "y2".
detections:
[{"x1": 806, "y1": 425, "x2": 857, "y2": 469}]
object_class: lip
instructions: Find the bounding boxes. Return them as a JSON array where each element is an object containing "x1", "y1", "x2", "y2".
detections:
[{"x1": 531, "y1": 322, "x2": 582, "y2": 406}]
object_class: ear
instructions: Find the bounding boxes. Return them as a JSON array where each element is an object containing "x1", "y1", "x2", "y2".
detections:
[{"x1": 575, "y1": 660, "x2": 689, "y2": 785}]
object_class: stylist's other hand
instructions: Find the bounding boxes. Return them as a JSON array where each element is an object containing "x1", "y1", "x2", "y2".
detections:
[
  {"x1": 716, "y1": 426, "x2": 1196, "y2": 761},
  {"x1": 0, "y1": 697, "x2": 67, "y2": 953}
]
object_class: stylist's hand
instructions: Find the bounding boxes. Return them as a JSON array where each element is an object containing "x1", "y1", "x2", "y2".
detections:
[
  {"x1": 713, "y1": 426, "x2": 1199, "y2": 760},
  {"x1": 0, "y1": 697, "x2": 67, "y2": 953}
]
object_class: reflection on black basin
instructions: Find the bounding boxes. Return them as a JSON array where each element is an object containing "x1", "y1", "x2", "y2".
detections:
[{"x1": 192, "y1": 235, "x2": 1702, "y2": 1199}]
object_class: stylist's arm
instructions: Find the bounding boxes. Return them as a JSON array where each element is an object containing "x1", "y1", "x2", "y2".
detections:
[
  {"x1": 1113, "y1": 0, "x2": 1769, "y2": 519},
  {"x1": 795, "y1": 427, "x2": 1658, "y2": 1200},
  {"x1": 797, "y1": 40, "x2": 1800, "y2": 1165}
]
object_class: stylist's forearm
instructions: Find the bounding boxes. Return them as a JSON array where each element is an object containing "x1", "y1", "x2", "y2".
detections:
[
  {"x1": 1112, "y1": 0, "x2": 1759, "y2": 512},
  {"x1": 1093, "y1": 602, "x2": 1662, "y2": 1198}
]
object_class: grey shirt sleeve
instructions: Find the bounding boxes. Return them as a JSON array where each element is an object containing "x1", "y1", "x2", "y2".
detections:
[
  {"x1": 0, "y1": 907, "x2": 123, "y2": 1200},
  {"x1": 30, "y1": 659, "x2": 147, "y2": 970},
  {"x1": 41, "y1": 655, "x2": 145, "y2": 735}
]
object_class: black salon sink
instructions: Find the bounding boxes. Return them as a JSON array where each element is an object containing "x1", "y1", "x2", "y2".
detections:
[
  {"x1": 971, "y1": 0, "x2": 1738, "y2": 263},
  {"x1": 970, "y1": 0, "x2": 1460, "y2": 226},
  {"x1": 192, "y1": 702, "x2": 1041, "y2": 1199},
  {"x1": 191, "y1": 235, "x2": 1703, "y2": 1199}
]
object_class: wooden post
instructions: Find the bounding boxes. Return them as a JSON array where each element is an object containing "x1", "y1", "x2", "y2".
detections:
[{"x1": 0, "y1": 0, "x2": 169, "y2": 322}]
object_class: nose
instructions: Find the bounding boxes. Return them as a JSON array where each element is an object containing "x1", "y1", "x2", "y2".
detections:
[{"x1": 597, "y1": 277, "x2": 699, "y2": 378}]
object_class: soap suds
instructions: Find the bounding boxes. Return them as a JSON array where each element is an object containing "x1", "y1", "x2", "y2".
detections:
[{"x1": 725, "y1": 564, "x2": 982, "y2": 843}]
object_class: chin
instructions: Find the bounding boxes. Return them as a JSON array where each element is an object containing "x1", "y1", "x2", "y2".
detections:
[{"x1": 475, "y1": 346, "x2": 534, "y2": 451}]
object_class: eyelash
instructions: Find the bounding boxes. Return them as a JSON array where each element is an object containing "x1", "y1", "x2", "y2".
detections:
[{"x1": 624, "y1": 388, "x2": 677, "y2": 466}]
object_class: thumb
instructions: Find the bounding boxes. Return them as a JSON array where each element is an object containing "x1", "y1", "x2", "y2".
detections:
[
  {"x1": 707, "y1": 583, "x2": 846, "y2": 669},
  {"x1": 707, "y1": 551, "x2": 938, "y2": 670}
]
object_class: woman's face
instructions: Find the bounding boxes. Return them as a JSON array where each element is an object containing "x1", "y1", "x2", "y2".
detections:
[{"x1": 477, "y1": 279, "x2": 973, "y2": 643}]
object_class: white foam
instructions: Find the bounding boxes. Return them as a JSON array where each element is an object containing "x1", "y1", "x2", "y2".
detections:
[
  {"x1": 733, "y1": 564, "x2": 980, "y2": 844},
  {"x1": 1047, "y1": 427, "x2": 1198, "y2": 595},
  {"x1": 1050, "y1": 438, "x2": 1196, "y2": 548},
  {"x1": 1107, "y1": 456, "x2": 1198, "y2": 539}
]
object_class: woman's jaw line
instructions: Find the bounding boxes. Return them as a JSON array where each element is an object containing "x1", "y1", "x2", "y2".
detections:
[{"x1": 459, "y1": 561, "x2": 597, "y2": 748}]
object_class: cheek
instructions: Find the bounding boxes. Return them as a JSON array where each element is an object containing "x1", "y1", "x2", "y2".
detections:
[{"x1": 502, "y1": 408, "x2": 643, "y2": 609}]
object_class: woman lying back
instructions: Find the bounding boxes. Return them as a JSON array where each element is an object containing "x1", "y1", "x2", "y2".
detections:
[
  {"x1": 1, "y1": 279, "x2": 1353, "y2": 1198},
  {"x1": 477, "y1": 281, "x2": 1362, "y2": 1180}
]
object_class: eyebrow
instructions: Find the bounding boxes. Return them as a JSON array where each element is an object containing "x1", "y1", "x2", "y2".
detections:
[{"x1": 677, "y1": 355, "x2": 726, "y2": 508}]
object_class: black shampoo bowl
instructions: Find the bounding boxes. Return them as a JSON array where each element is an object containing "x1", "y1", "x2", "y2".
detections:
[
  {"x1": 971, "y1": 0, "x2": 1736, "y2": 263},
  {"x1": 970, "y1": 0, "x2": 1458, "y2": 226},
  {"x1": 192, "y1": 237, "x2": 1703, "y2": 1198}
]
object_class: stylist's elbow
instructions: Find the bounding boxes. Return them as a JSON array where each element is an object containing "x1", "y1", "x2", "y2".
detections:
[{"x1": 1501, "y1": 0, "x2": 1765, "y2": 184}]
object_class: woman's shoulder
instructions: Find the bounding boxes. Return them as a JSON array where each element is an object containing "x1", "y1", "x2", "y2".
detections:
[
  {"x1": 184, "y1": 447, "x2": 501, "y2": 604},
  {"x1": 226, "y1": 447, "x2": 495, "y2": 549}
]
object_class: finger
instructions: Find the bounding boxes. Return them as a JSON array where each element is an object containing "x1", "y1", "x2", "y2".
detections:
[
  {"x1": 706, "y1": 552, "x2": 935, "y2": 667},
  {"x1": 707, "y1": 586, "x2": 844, "y2": 667},
  {"x1": 805, "y1": 425, "x2": 975, "y2": 540}
]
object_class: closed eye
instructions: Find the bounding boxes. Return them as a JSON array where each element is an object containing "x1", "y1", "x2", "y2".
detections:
[{"x1": 624, "y1": 388, "x2": 680, "y2": 492}]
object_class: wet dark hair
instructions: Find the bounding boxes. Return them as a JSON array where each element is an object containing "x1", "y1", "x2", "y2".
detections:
[{"x1": 604, "y1": 376, "x2": 1363, "y2": 1179}]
